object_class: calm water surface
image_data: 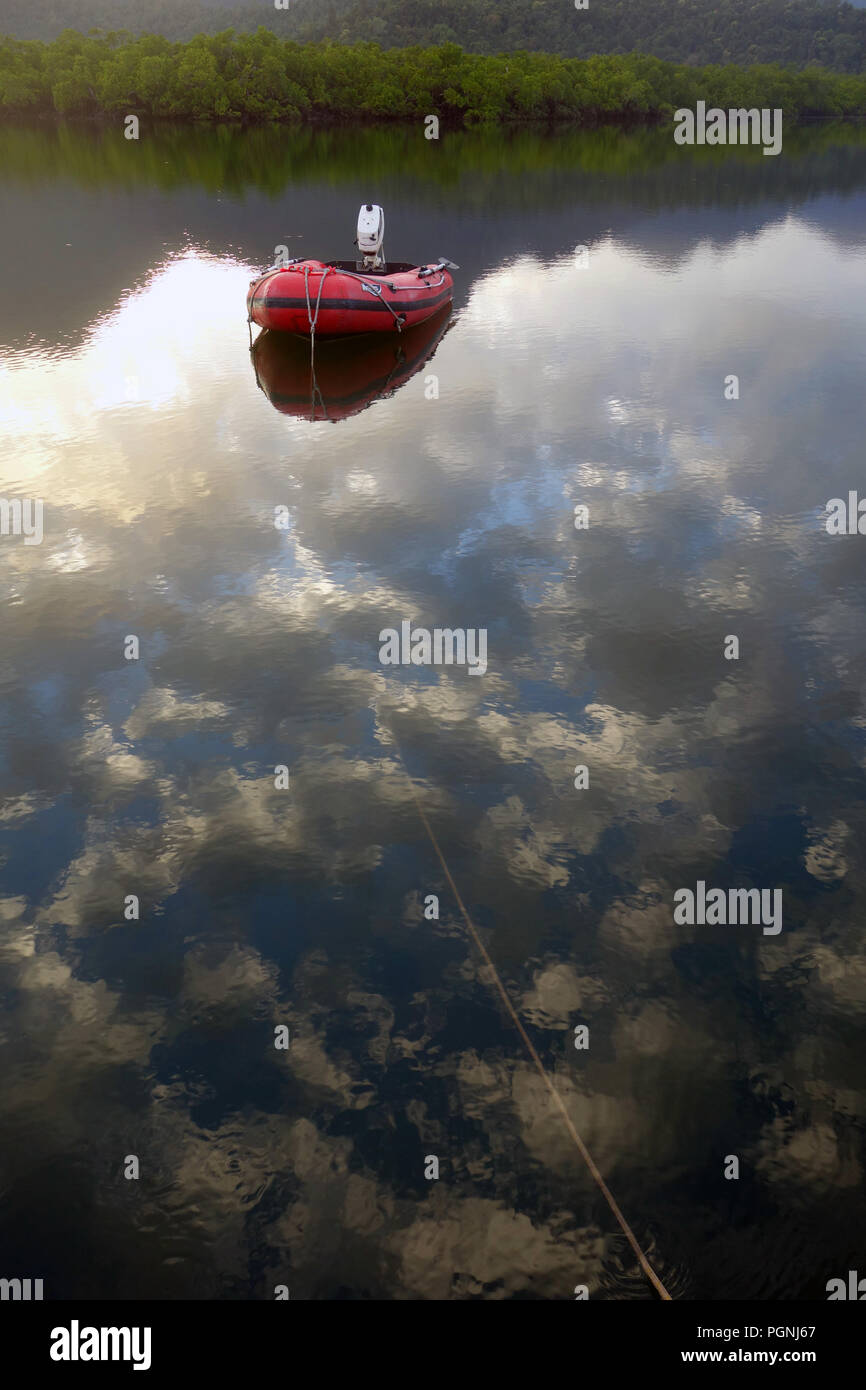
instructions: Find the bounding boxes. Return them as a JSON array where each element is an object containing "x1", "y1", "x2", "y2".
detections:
[{"x1": 1, "y1": 123, "x2": 866, "y2": 1300}]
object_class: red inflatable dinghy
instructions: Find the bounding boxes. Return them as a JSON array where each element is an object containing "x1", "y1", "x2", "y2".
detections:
[
  {"x1": 246, "y1": 204, "x2": 457, "y2": 338},
  {"x1": 247, "y1": 258, "x2": 455, "y2": 338}
]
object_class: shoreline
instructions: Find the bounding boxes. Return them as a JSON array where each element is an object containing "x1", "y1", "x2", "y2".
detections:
[
  {"x1": 1, "y1": 33, "x2": 865, "y2": 127},
  {"x1": 6, "y1": 109, "x2": 865, "y2": 131}
]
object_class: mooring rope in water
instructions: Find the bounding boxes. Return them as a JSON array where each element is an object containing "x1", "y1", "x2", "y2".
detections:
[
  {"x1": 309, "y1": 357, "x2": 329, "y2": 424},
  {"x1": 390, "y1": 726, "x2": 672, "y2": 1301}
]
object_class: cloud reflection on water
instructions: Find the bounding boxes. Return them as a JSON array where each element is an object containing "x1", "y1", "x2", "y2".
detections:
[{"x1": 1, "y1": 193, "x2": 865, "y2": 1298}]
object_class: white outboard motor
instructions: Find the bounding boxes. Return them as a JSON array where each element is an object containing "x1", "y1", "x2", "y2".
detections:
[{"x1": 356, "y1": 203, "x2": 385, "y2": 269}]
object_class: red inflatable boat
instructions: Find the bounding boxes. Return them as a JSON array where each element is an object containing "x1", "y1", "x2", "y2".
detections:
[
  {"x1": 246, "y1": 204, "x2": 457, "y2": 339},
  {"x1": 247, "y1": 258, "x2": 455, "y2": 338}
]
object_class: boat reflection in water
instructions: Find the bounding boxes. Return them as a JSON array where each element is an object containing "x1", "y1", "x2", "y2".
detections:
[{"x1": 250, "y1": 303, "x2": 453, "y2": 422}]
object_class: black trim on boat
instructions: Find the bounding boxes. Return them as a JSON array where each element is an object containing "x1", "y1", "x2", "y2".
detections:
[{"x1": 250, "y1": 286, "x2": 453, "y2": 316}]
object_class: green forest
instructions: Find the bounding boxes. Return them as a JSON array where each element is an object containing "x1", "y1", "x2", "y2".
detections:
[
  {"x1": 1, "y1": 0, "x2": 866, "y2": 72},
  {"x1": 1, "y1": 29, "x2": 866, "y2": 125}
]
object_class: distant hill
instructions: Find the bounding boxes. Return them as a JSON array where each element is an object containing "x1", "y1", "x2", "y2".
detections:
[{"x1": 1, "y1": 0, "x2": 866, "y2": 72}]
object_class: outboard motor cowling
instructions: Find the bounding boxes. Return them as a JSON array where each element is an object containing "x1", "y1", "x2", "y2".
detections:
[{"x1": 356, "y1": 204, "x2": 385, "y2": 269}]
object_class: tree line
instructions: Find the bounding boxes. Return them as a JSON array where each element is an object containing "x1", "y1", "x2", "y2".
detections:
[
  {"x1": 1, "y1": 0, "x2": 866, "y2": 73},
  {"x1": 1, "y1": 29, "x2": 865, "y2": 124}
]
